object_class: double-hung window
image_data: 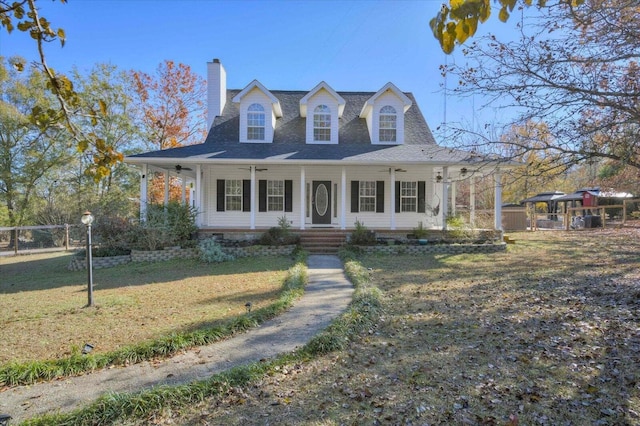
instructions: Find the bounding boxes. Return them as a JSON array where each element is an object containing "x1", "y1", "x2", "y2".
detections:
[
  {"x1": 247, "y1": 103, "x2": 265, "y2": 141},
  {"x1": 313, "y1": 105, "x2": 331, "y2": 142},
  {"x1": 400, "y1": 181, "x2": 417, "y2": 212},
  {"x1": 359, "y1": 181, "x2": 376, "y2": 212},
  {"x1": 225, "y1": 179, "x2": 243, "y2": 211},
  {"x1": 267, "y1": 180, "x2": 285, "y2": 211},
  {"x1": 379, "y1": 105, "x2": 397, "y2": 142}
]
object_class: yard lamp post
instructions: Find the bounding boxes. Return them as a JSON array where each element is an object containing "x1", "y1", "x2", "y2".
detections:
[{"x1": 81, "y1": 211, "x2": 94, "y2": 307}]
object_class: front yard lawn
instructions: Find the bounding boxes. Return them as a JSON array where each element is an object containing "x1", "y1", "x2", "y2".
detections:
[
  {"x1": 0, "y1": 253, "x2": 293, "y2": 364},
  {"x1": 173, "y1": 229, "x2": 640, "y2": 425}
]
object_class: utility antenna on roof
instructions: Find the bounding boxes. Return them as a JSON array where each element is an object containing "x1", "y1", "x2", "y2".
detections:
[{"x1": 443, "y1": 53, "x2": 448, "y2": 137}]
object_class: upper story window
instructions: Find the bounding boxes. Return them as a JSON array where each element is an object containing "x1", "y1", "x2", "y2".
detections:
[
  {"x1": 313, "y1": 105, "x2": 331, "y2": 142},
  {"x1": 379, "y1": 105, "x2": 397, "y2": 142},
  {"x1": 247, "y1": 103, "x2": 265, "y2": 141}
]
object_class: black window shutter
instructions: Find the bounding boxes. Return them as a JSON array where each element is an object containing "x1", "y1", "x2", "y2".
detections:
[
  {"x1": 217, "y1": 180, "x2": 225, "y2": 212},
  {"x1": 351, "y1": 181, "x2": 359, "y2": 213},
  {"x1": 258, "y1": 180, "x2": 267, "y2": 212},
  {"x1": 284, "y1": 180, "x2": 293, "y2": 212},
  {"x1": 418, "y1": 181, "x2": 426, "y2": 213},
  {"x1": 242, "y1": 180, "x2": 251, "y2": 212},
  {"x1": 395, "y1": 181, "x2": 401, "y2": 213},
  {"x1": 376, "y1": 181, "x2": 385, "y2": 213}
]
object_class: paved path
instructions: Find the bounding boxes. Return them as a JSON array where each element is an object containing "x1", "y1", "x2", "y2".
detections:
[{"x1": 0, "y1": 255, "x2": 354, "y2": 424}]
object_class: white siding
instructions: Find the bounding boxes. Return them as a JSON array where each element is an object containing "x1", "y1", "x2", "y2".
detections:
[
  {"x1": 255, "y1": 167, "x2": 301, "y2": 228},
  {"x1": 203, "y1": 166, "x2": 301, "y2": 228},
  {"x1": 345, "y1": 168, "x2": 390, "y2": 229},
  {"x1": 345, "y1": 167, "x2": 438, "y2": 229},
  {"x1": 202, "y1": 165, "x2": 440, "y2": 230},
  {"x1": 205, "y1": 167, "x2": 251, "y2": 228}
]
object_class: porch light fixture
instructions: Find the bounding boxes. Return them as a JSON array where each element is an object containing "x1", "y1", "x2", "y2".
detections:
[
  {"x1": 460, "y1": 167, "x2": 468, "y2": 177},
  {"x1": 81, "y1": 211, "x2": 94, "y2": 307},
  {"x1": 436, "y1": 172, "x2": 443, "y2": 183}
]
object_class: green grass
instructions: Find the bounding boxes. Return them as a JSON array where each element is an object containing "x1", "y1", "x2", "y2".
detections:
[
  {"x1": 12, "y1": 230, "x2": 640, "y2": 425},
  {"x1": 20, "y1": 253, "x2": 381, "y2": 426},
  {"x1": 158, "y1": 229, "x2": 640, "y2": 425},
  {"x1": 0, "y1": 252, "x2": 305, "y2": 386}
]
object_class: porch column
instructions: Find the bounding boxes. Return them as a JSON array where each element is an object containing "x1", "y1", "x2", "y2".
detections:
[
  {"x1": 494, "y1": 168, "x2": 503, "y2": 231},
  {"x1": 451, "y1": 180, "x2": 457, "y2": 216},
  {"x1": 195, "y1": 164, "x2": 202, "y2": 226},
  {"x1": 250, "y1": 166, "x2": 256, "y2": 230},
  {"x1": 163, "y1": 169, "x2": 170, "y2": 205},
  {"x1": 390, "y1": 168, "x2": 396, "y2": 230},
  {"x1": 140, "y1": 164, "x2": 148, "y2": 221},
  {"x1": 181, "y1": 177, "x2": 187, "y2": 204},
  {"x1": 341, "y1": 167, "x2": 347, "y2": 230},
  {"x1": 299, "y1": 167, "x2": 306, "y2": 230},
  {"x1": 441, "y1": 167, "x2": 449, "y2": 230},
  {"x1": 470, "y1": 177, "x2": 476, "y2": 227}
]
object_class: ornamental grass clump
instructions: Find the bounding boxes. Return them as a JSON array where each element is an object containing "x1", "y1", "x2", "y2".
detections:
[{"x1": 198, "y1": 238, "x2": 235, "y2": 263}]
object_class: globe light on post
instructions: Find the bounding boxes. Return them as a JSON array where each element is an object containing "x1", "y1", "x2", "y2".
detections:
[{"x1": 81, "y1": 211, "x2": 94, "y2": 307}]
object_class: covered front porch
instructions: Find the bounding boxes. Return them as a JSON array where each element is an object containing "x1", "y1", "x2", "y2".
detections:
[{"x1": 130, "y1": 161, "x2": 507, "y2": 232}]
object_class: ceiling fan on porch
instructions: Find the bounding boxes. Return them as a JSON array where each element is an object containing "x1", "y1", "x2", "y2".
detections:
[
  {"x1": 174, "y1": 165, "x2": 192, "y2": 174},
  {"x1": 380, "y1": 167, "x2": 407, "y2": 173},
  {"x1": 238, "y1": 167, "x2": 268, "y2": 172}
]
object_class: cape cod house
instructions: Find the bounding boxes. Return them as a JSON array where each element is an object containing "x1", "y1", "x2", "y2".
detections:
[{"x1": 125, "y1": 59, "x2": 508, "y2": 235}]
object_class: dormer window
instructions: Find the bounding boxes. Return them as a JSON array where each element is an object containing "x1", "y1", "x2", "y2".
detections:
[
  {"x1": 360, "y1": 83, "x2": 412, "y2": 144},
  {"x1": 379, "y1": 106, "x2": 397, "y2": 142},
  {"x1": 300, "y1": 82, "x2": 345, "y2": 144},
  {"x1": 232, "y1": 80, "x2": 282, "y2": 143},
  {"x1": 247, "y1": 103, "x2": 265, "y2": 141},
  {"x1": 313, "y1": 105, "x2": 331, "y2": 142}
]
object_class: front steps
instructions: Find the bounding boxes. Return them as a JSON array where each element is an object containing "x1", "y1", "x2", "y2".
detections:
[{"x1": 297, "y1": 229, "x2": 348, "y2": 254}]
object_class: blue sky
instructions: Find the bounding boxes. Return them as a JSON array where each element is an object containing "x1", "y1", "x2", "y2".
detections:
[{"x1": 0, "y1": 0, "x2": 512, "y2": 142}]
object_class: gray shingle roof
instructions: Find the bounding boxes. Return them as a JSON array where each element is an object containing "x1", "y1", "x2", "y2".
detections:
[{"x1": 128, "y1": 89, "x2": 477, "y2": 164}]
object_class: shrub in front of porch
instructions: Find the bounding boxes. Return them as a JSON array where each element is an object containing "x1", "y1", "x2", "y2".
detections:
[
  {"x1": 348, "y1": 220, "x2": 377, "y2": 246},
  {"x1": 126, "y1": 202, "x2": 198, "y2": 251},
  {"x1": 258, "y1": 216, "x2": 300, "y2": 246}
]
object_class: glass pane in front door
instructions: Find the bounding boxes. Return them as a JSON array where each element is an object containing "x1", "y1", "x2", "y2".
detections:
[{"x1": 312, "y1": 181, "x2": 331, "y2": 224}]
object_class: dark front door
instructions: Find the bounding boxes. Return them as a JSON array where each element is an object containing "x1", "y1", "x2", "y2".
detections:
[{"x1": 312, "y1": 181, "x2": 331, "y2": 225}]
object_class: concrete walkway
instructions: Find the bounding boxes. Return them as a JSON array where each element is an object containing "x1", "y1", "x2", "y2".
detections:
[{"x1": 0, "y1": 255, "x2": 354, "y2": 424}]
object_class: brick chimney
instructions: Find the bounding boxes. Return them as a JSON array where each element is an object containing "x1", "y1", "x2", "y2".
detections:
[{"x1": 207, "y1": 58, "x2": 226, "y2": 129}]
